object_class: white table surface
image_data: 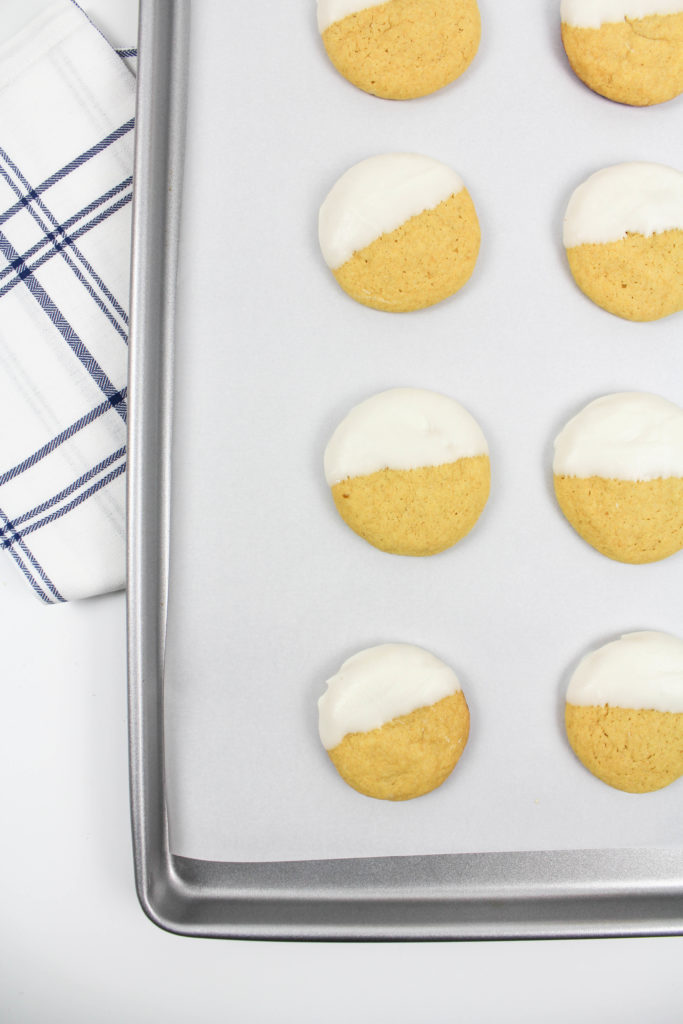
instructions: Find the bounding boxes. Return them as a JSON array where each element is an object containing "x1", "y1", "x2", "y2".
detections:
[{"x1": 2, "y1": 2, "x2": 683, "y2": 1021}]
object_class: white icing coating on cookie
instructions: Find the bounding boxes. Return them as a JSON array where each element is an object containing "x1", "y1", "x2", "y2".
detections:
[
  {"x1": 567, "y1": 631, "x2": 683, "y2": 713},
  {"x1": 553, "y1": 393, "x2": 683, "y2": 482},
  {"x1": 318, "y1": 643, "x2": 462, "y2": 749},
  {"x1": 324, "y1": 387, "x2": 488, "y2": 486},
  {"x1": 561, "y1": 1, "x2": 683, "y2": 28},
  {"x1": 317, "y1": 0, "x2": 384, "y2": 33},
  {"x1": 563, "y1": 163, "x2": 683, "y2": 247},
  {"x1": 319, "y1": 154, "x2": 465, "y2": 270}
]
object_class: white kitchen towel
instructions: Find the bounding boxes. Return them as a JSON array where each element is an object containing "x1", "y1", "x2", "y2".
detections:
[{"x1": 0, "y1": 0, "x2": 135, "y2": 602}]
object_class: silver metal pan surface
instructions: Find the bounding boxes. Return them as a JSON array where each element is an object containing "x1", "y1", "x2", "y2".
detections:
[{"x1": 127, "y1": 0, "x2": 683, "y2": 939}]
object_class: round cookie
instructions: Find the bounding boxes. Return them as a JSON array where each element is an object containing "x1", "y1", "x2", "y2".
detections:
[
  {"x1": 317, "y1": 0, "x2": 481, "y2": 100},
  {"x1": 563, "y1": 162, "x2": 683, "y2": 321},
  {"x1": 565, "y1": 631, "x2": 683, "y2": 793},
  {"x1": 553, "y1": 392, "x2": 683, "y2": 563},
  {"x1": 560, "y1": 1, "x2": 683, "y2": 106},
  {"x1": 324, "y1": 387, "x2": 490, "y2": 556},
  {"x1": 318, "y1": 643, "x2": 470, "y2": 800},
  {"x1": 318, "y1": 153, "x2": 480, "y2": 312}
]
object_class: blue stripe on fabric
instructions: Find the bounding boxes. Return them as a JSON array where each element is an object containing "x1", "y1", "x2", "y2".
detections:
[
  {"x1": 0, "y1": 119, "x2": 135, "y2": 229},
  {"x1": 0, "y1": 148, "x2": 129, "y2": 339},
  {"x1": 0, "y1": 176, "x2": 132, "y2": 284},
  {"x1": 5, "y1": 545, "x2": 54, "y2": 602},
  {"x1": 0, "y1": 447, "x2": 125, "y2": 536},
  {"x1": 0, "y1": 228, "x2": 127, "y2": 420},
  {"x1": 0, "y1": 154, "x2": 128, "y2": 335},
  {"x1": 0, "y1": 389, "x2": 126, "y2": 489},
  {"x1": 116, "y1": 49, "x2": 138, "y2": 58},
  {"x1": 0, "y1": 190, "x2": 133, "y2": 314},
  {"x1": 0, "y1": 461, "x2": 126, "y2": 548},
  {"x1": 0, "y1": 505, "x2": 64, "y2": 602}
]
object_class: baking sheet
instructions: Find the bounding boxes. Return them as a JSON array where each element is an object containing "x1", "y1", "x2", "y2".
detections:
[{"x1": 163, "y1": 0, "x2": 683, "y2": 864}]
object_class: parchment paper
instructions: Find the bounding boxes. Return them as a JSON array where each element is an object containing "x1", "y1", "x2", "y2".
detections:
[{"x1": 164, "y1": 0, "x2": 683, "y2": 862}]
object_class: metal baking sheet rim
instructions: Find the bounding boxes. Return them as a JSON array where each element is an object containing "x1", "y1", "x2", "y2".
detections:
[{"x1": 126, "y1": 0, "x2": 683, "y2": 941}]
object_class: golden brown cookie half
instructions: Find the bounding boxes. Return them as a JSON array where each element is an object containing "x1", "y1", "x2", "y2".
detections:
[
  {"x1": 319, "y1": 153, "x2": 480, "y2": 313},
  {"x1": 560, "y1": 1, "x2": 683, "y2": 106},
  {"x1": 324, "y1": 388, "x2": 490, "y2": 556},
  {"x1": 331, "y1": 459, "x2": 490, "y2": 556},
  {"x1": 564, "y1": 631, "x2": 683, "y2": 793},
  {"x1": 553, "y1": 393, "x2": 683, "y2": 563},
  {"x1": 318, "y1": 0, "x2": 481, "y2": 100},
  {"x1": 553, "y1": 476, "x2": 683, "y2": 563},
  {"x1": 566, "y1": 231, "x2": 683, "y2": 322},
  {"x1": 318, "y1": 643, "x2": 470, "y2": 800},
  {"x1": 563, "y1": 163, "x2": 683, "y2": 322}
]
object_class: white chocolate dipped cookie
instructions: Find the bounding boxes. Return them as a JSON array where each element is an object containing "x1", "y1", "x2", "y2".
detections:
[
  {"x1": 560, "y1": 1, "x2": 683, "y2": 106},
  {"x1": 324, "y1": 387, "x2": 490, "y2": 556},
  {"x1": 563, "y1": 162, "x2": 683, "y2": 321},
  {"x1": 565, "y1": 631, "x2": 683, "y2": 793},
  {"x1": 553, "y1": 392, "x2": 683, "y2": 563},
  {"x1": 317, "y1": 0, "x2": 481, "y2": 100},
  {"x1": 319, "y1": 153, "x2": 480, "y2": 312},
  {"x1": 318, "y1": 643, "x2": 470, "y2": 800}
]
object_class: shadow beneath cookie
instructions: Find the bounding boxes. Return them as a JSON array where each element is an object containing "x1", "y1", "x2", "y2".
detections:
[
  {"x1": 541, "y1": 0, "x2": 577, "y2": 88},
  {"x1": 542, "y1": 392, "x2": 607, "y2": 507}
]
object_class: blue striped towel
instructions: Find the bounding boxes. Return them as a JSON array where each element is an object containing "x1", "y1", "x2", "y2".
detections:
[{"x1": 0, "y1": 0, "x2": 136, "y2": 602}]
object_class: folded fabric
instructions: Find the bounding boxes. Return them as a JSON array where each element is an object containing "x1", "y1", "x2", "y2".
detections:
[{"x1": 0, "y1": 0, "x2": 135, "y2": 602}]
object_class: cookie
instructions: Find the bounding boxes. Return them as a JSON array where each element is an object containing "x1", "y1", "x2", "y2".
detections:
[
  {"x1": 324, "y1": 387, "x2": 490, "y2": 556},
  {"x1": 565, "y1": 631, "x2": 683, "y2": 793},
  {"x1": 553, "y1": 392, "x2": 683, "y2": 563},
  {"x1": 317, "y1": 0, "x2": 481, "y2": 100},
  {"x1": 560, "y1": 1, "x2": 683, "y2": 106},
  {"x1": 318, "y1": 153, "x2": 480, "y2": 312},
  {"x1": 318, "y1": 643, "x2": 470, "y2": 800},
  {"x1": 563, "y1": 162, "x2": 683, "y2": 321}
]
